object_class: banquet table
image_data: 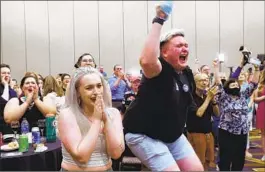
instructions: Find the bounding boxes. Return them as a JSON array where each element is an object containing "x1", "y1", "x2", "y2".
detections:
[{"x1": 0, "y1": 139, "x2": 62, "y2": 171}]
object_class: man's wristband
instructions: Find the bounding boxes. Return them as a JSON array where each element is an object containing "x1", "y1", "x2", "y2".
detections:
[{"x1": 152, "y1": 17, "x2": 165, "y2": 25}]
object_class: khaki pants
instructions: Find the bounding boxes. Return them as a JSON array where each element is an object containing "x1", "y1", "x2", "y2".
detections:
[{"x1": 187, "y1": 132, "x2": 215, "y2": 170}]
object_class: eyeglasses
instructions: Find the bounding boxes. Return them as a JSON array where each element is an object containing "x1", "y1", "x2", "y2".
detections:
[
  {"x1": 82, "y1": 59, "x2": 93, "y2": 63},
  {"x1": 198, "y1": 79, "x2": 209, "y2": 82}
]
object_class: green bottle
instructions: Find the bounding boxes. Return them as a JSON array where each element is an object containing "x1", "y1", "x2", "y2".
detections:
[
  {"x1": 19, "y1": 134, "x2": 29, "y2": 152},
  {"x1": 46, "y1": 115, "x2": 56, "y2": 142}
]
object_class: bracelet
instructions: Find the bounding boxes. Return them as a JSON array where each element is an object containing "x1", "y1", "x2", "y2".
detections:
[
  {"x1": 152, "y1": 17, "x2": 165, "y2": 25},
  {"x1": 212, "y1": 102, "x2": 217, "y2": 106}
]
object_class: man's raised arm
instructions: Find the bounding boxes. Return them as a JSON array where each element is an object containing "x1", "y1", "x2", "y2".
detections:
[{"x1": 139, "y1": 2, "x2": 173, "y2": 79}]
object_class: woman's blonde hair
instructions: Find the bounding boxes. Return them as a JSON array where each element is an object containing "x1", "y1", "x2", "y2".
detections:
[
  {"x1": 64, "y1": 67, "x2": 112, "y2": 114},
  {"x1": 257, "y1": 69, "x2": 265, "y2": 95},
  {"x1": 239, "y1": 71, "x2": 247, "y2": 80},
  {"x1": 43, "y1": 75, "x2": 64, "y2": 97}
]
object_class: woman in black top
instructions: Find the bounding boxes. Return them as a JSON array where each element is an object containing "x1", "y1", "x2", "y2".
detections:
[{"x1": 4, "y1": 75, "x2": 56, "y2": 133}]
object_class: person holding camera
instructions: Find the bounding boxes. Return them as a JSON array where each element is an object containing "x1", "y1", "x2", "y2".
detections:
[
  {"x1": 213, "y1": 58, "x2": 260, "y2": 171},
  {"x1": 123, "y1": 2, "x2": 203, "y2": 171},
  {"x1": 230, "y1": 53, "x2": 260, "y2": 158},
  {"x1": 230, "y1": 51, "x2": 249, "y2": 80}
]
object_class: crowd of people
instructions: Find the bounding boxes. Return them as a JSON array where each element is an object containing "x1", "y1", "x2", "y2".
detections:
[{"x1": 0, "y1": 1, "x2": 264, "y2": 171}]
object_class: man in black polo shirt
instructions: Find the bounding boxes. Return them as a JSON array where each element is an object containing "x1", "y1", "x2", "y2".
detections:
[
  {"x1": 186, "y1": 73, "x2": 219, "y2": 170},
  {"x1": 123, "y1": 2, "x2": 203, "y2": 171}
]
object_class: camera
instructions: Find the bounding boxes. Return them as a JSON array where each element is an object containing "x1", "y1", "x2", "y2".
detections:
[
  {"x1": 239, "y1": 46, "x2": 261, "y2": 66},
  {"x1": 239, "y1": 46, "x2": 251, "y2": 65}
]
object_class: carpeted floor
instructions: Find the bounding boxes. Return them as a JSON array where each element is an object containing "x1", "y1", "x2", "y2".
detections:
[
  {"x1": 209, "y1": 129, "x2": 265, "y2": 171},
  {"x1": 244, "y1": 132, "x2": 265, "y2": 172}
]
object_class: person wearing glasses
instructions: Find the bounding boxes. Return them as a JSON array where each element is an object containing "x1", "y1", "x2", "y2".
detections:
[
  {"x1": 74, "y1": 53, "x2": 97, "y2": 69},
  {"x1": 122, "y1": 2, "x2": 203, "y2": 171},
  {"x1": 186, "y1": 73, "x2": 219, "y2": 170}
]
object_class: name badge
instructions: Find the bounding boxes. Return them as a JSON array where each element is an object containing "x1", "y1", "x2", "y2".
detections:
[{"x1": 183, "y1": 84, "x2": 189, "y2": 92}]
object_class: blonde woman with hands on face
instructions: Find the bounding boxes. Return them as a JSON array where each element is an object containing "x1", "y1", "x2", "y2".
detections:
[{"x1": 58, "y1": 67, "x2": 124, "y2": 171}]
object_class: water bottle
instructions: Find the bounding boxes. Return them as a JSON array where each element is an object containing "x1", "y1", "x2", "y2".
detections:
[
  {"x1": 32, "y1": 127, "x2": 41, "y2": 145},
  {"x1": 46, "y1": 115, "x2": 56, "y2": 143},
  {"x1": 21, "y1": 118, "x2": 29, "y2": 134},
  {"x1": 249, "y1": 57, "x2": 261, "y2": 66}
]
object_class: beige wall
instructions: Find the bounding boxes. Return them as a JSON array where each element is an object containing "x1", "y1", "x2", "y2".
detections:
[{"x1": 1, "y1": 1, "x2": 264, "y2": 81}]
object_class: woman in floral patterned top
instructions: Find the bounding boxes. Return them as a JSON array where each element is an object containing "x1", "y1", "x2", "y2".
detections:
[{"x1": 213, "y1": 59, "x2": 260, "y2": 171}]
